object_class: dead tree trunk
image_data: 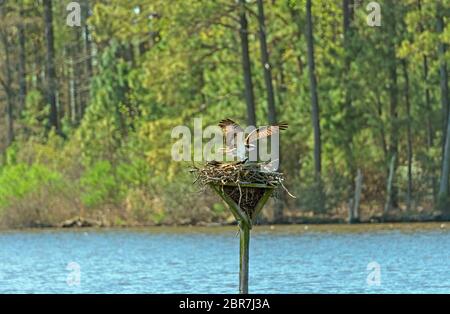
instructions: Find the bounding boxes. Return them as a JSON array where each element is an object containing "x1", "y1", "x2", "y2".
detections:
[
  {"x1": 349, "y1": 169, "x2": 362, "y2": 223},
  {"x1": 384, "y1": 154, "x2": 396, "y2": 214}
]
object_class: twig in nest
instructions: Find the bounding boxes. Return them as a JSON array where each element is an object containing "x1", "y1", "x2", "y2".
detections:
[{"x1": 190, "y1": 160, "x2": 295, "y2": 205}]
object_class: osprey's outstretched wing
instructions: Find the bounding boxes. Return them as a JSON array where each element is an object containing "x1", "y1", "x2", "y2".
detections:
[
  {"x1": 218, "y1": 118, "x2": 244, "y2": 148},
  {"x1": 245, "y1": 122, "x2": 288, "y2": 145}
]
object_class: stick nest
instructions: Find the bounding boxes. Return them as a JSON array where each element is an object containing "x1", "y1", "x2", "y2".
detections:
[
  {"x1": 190, "y1": 161, "x2": 285, "y2": 187},
  {"x1": 191, "y1": 161, "x2": 293, "y2": 218}
]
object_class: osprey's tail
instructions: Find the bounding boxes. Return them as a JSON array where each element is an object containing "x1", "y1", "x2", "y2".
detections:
[{"x1": 275, "y1": 122, "x2": 289, "y2": 130}]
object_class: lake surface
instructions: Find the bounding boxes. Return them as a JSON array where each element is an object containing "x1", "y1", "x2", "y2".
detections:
[{"x1": 0, "y1": 224, "x2": 449, "y2": 293}]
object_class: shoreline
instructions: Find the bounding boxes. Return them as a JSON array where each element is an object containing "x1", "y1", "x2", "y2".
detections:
[
  {"x1": 0, "y1": 221, "x2": 448, "y2": 234},
  {"x1": 2, "y1": 210, "x2": 449, "y2": 230}
]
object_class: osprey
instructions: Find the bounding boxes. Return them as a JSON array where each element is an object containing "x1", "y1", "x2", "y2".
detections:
[{"x1": 218, "y1": 118, "x2": 288, "y2": 161}]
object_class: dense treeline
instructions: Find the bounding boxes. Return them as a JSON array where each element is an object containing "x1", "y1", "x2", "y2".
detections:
[{"x1": 0, "y1": 0, "x2": 449, "y2": 227}]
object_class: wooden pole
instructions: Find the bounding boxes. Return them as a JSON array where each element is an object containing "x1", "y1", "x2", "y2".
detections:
[
  {"x1": 210, "y1": 183, "x2": 274, "y2": 294},
  {"x1": 239, "y1": 221, "x2": 250, "y2": 294}
]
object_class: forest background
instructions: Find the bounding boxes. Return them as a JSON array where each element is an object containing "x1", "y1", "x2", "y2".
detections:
[{"x1": 0, "y1": 0, "x2": 449, "y2": 228}]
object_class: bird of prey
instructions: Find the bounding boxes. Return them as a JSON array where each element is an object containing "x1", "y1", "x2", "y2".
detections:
[{"x1": 218, "y1": 118, "x2": 288, "y2": 161}]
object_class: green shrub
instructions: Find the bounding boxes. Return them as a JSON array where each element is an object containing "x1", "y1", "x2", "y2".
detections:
[
  {"x1": 0, "y1": 163, "x2": 62, "y2": 209},
  {"x1": 80, "y1": 160, "x2": 122, "y2": 208}
]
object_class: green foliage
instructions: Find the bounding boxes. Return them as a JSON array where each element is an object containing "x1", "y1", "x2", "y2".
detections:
[
  {"x1": 0, "y1": 0, "x2": 449, "y2": 227},
  {"x1": 212, "y1": 203, "x2": 226, "y2": 214},
  {"x1": 19, "y1": 89, "x2": 48, "y2": 139},
  {"x1": 80, "y1": 160, "x2": 120, "y2": 208},
  {"x1": 0, "y1": 163, "x2": 62, "y2": 209},
  {"x1": 76, "y1": 42, "x2": 134, "y2": 165}
]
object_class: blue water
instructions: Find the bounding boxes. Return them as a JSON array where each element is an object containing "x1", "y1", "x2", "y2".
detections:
[{"x1": 0, "y1": 227, "x2": 449, "y2": 293}]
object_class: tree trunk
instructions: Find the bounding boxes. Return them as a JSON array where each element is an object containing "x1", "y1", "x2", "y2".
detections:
[
  {"x1": 418, "y1": 0, "x2": 436, "y2": 202},
  {"x1": 43, "y1": 0, "x2": 59, "y2": 133},
  {"x1": 74, "y1": 26, "x2": 84, "y2": 122},
  {"x1": 386, "y1": 1, "x2": 398, "y2": 209},
  {"x1": 256, "y1": 0, "x2": 277, "y2": 125},
  {"x1": 305, "y1": 0, "x2": 321, "y2": 179},
  {"x1": 437, "y1": 0, "x2": 450, "y2": 213},
  {"x1": 377, "y1": 96, "x2": 388, "y2": 161},
  {"x1": 3, "y1": 41, "x2": 14, "y2": 146},
  {"x1": 384, "y1": 154, "x2": 396, "y2": 214},
  {"x1": 349, "y1": 168, "x2": 362, "y2": 223},
  {"x1": 439, "y1": 112, "x2": 450, "y2": 212},
  {"x1": 437, "y1": 1, "x2": 449, "y2": 160},
  {"x1": 63, "y1": 46, "x2": 72, "y2": 123},
  {"x1": 424, "y1": 55, "x2": 437, "y2": 202},
  {"x1": 288, "y1": 6, "x2": 304, "y2": 76},
  {"x1": 238, "y1": 0, "x2": 257, "y2": 127},
  {"x1": 343, "y1": 0, "x2": 354, "y2": 36},
  {"x1": 343, "y1": 0, "x2": 358, "y2": 200},
  {"x1": 83, "y1": 0, "x2": 93, "y2": 79},
  {"x1": 81, "y1": 0, "x2": 93, "y2": 120},
  {"x1": 6, "y1": 94, "x2": 14, "y2": 146},
  {"x1": 0, "y1": 7, "x2": 14, "y2": 147},
  {"x1": 343, "y1": 0, "x2": 354, "y2": 146},
  {"x1": 256, "y1": 0, "x2": 284, "y2": 221},
  {"x1": 402, "y1": 60, "x2": 413, "y2": 211},
  {"x1": 33, "y1": 37, "x2": 44, "y2": 92},
  {"x1": 18, "y1": 7, "x2": 27, "y2": 114}
]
